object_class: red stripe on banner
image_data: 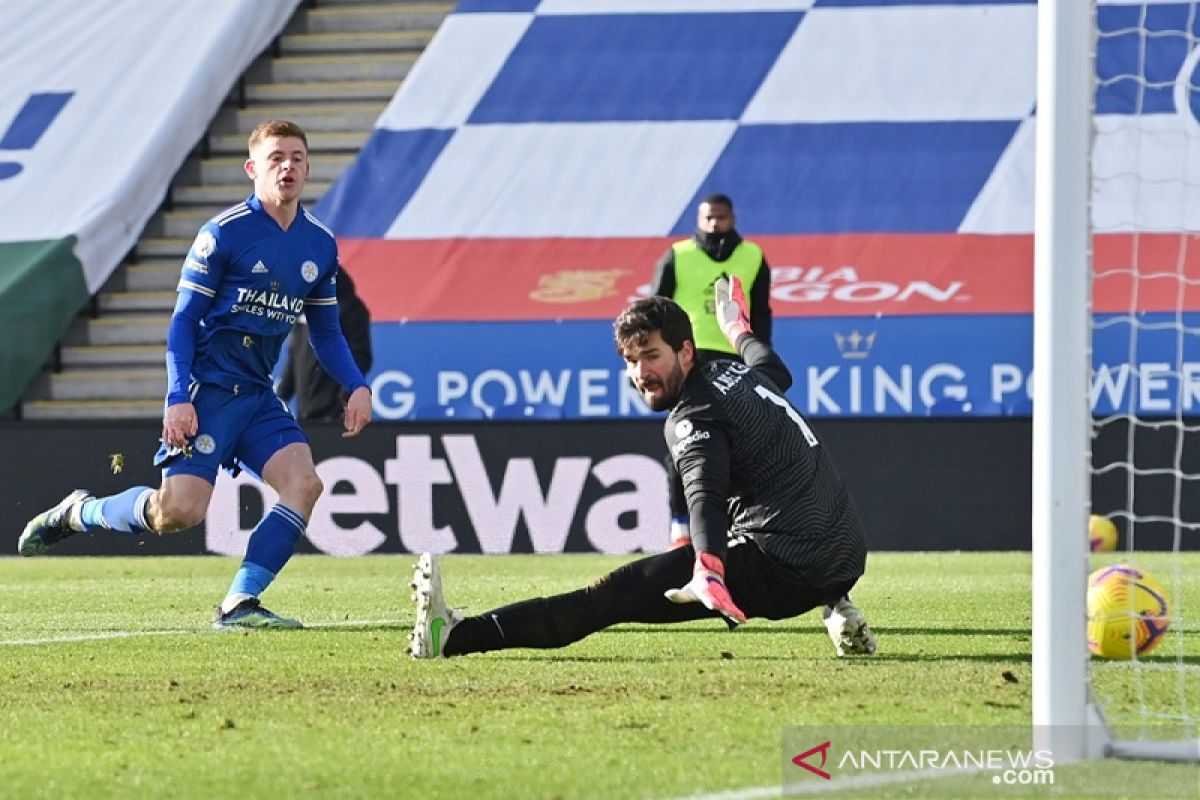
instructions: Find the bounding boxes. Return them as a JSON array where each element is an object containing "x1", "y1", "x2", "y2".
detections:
[
  {"x1": 336, "y1": 233, "x2": 1200, "y2": 322},
  {"x1": 339, "y1": 237, "x2": 667, "y2": 322},
  {"x1": 1093, "y1": 233, "x2": 1200, "y2": 313}
]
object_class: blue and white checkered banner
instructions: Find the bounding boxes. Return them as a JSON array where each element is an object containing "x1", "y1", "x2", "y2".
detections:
[{"x1": 308, "y1": 0, "x2": 1200, "y2": 419}]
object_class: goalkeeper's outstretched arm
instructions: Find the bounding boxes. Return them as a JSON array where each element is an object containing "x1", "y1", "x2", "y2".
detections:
[{"x1": 714, "y1": 275, "x2": 791, "y2": 390}]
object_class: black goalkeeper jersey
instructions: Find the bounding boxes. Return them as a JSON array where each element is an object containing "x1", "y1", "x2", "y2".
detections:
[{"x1": 664, "y1": 335, "x2": 867, "y2": 588}]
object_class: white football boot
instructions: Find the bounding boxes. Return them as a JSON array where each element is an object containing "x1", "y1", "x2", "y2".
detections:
[
  {"x1": 409, "y1": 553, "x2": 463, "y2": 659},
  {"x1": 18, "y1": 489, "x2": 93, "y2": 556},
  {"x1": 823, "y1": 597, "x2": 877, "y2": 656}
]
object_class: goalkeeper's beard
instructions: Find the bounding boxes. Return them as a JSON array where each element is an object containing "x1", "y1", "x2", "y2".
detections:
[{"x1": 638, "y1": 360, "x2": 687, "y2": 412}]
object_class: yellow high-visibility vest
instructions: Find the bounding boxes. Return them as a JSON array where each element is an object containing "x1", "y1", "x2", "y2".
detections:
[{"x1": 671, "y1": 239, "x2": 763, "y2": 354}]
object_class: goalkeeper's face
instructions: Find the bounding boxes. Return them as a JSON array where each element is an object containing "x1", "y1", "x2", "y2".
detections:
[{"x1": 622, "y1": 330, "x2": 693, "y2": 412}]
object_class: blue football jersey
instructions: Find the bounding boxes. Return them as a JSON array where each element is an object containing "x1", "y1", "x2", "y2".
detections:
[{"x1": 176, "y1": 194, "x2": 339, "y2": 393}]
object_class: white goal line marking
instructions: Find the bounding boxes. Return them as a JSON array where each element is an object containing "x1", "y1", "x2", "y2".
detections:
[
  {"x1": 1, "y1": 629, "x2": 191, "y2": 646},
  {"x1": 0, "y1": 618, "x2": 405, "y2": 646},
  {"x1": 673, "y1": 765, "x2": 991, "y2": 800}
]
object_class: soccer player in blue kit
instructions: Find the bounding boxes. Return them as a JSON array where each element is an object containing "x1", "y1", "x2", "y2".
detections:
[{"x1": 18, "y1": 120, "x2": 372, "y2": 629}]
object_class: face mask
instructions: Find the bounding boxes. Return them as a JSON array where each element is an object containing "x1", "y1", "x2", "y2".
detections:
[{"x1": 697, "y1": 228, "x2": 736, "y2": 260}]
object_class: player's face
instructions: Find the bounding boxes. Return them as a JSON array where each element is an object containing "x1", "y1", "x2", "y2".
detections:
[
  {"x1": 697, "y1": 202, "x2": 734, "y2": 234},
  {"x1": 622, "y1": 330, "x2": 692, "y2": 411},
  {"x1": 246, "y1": 135, "x2": 309, "y2": 206}
]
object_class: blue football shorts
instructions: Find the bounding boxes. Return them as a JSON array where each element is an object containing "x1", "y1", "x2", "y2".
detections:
[{"x1": 153, "y1": 383, "x2": 309, "y2": 483}]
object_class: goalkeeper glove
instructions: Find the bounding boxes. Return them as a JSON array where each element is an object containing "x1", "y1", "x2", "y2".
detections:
[
  {"x1": 714, "y1": 274, "x2": 752, "y2": 344},
  {"x1": 665, "y1": 552, "x2": 747, "y2": 626}
]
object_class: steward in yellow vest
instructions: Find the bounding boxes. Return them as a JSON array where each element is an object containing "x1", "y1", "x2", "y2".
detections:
[{"x1": 649, "y1": 193, "x2": 773, "y2": 360}]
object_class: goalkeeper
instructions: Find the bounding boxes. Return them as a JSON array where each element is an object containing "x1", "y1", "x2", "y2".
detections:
[
  {"x1": 409, "y1": 277, "x2": 875, "y2": 658},
  {"x1": 651, "y1": 193, "x2": 772, "y2": 551}
]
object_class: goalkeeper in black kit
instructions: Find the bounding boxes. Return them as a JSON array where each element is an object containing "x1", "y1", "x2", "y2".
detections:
[{"x1": 408, "y1": 276, "x2": 876, "y2": 659}]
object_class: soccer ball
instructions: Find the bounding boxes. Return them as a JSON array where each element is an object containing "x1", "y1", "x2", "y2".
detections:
[
  {"x1": 1086, "y1": 564, "x2": 1171, "y2": 659},
  {"x1": 1088, "y1": 514, "x2": 1118, "y2": 552}
]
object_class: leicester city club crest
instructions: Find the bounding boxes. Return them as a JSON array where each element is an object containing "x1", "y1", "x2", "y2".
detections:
[
  {"x1": 194, "y1": 434, "x2": 216, "y2": 455},
  {"x1": 300, "y1": 260, "x2": 319, "y2": 283}
]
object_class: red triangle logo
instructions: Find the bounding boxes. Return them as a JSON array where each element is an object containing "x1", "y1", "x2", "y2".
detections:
[{"x1": 792, "y1": 740, "x2": 832, "y2": 780}]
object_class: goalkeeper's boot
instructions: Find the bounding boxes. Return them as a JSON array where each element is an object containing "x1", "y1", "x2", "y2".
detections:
[
  {"x1": 212, "y1": 598, "x2": 303, "y2": 630},
  {"x1": 823, "y1": 596, "x2": 877, "y2": 656},
  {"x1": 409, "y1": 553, "x2": 463, "y2": 659},
  {"x1": 18, "y1": 489, "x2": 93, "y2": 556}
]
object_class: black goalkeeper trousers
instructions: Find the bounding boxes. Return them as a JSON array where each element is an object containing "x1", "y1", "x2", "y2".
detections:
[{"x1": 443, "y1": 540, "x2": 858, "y2": 657}]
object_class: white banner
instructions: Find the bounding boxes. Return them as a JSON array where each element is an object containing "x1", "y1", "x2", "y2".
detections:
[{"x1": 0, "y1": 0, "x2": 299, "y2": 291}]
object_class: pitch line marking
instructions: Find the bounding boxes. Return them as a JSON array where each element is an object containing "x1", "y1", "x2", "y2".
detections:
[
  {"x1": 673, "y1": 765, "x2": 991, "y2": 799},
  {"x1": 0, "y1": 618, "x2": 405, "y2": 646},
  {"x1": 1, "y1": 629, "x2": 191, "y2": 646}
]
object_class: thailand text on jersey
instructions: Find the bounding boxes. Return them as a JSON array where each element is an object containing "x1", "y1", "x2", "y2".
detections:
[
  {"x1": 177, "y1": 194, "x2": 339, "y2": 392},
  {"x1": 665, "y1": 338, "x2": 867, "y2": 588}
]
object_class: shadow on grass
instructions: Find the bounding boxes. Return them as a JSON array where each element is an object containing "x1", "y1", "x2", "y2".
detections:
[
  {"x1": 488, "y1": 648, "x2": 1200, "y2": 666},
  {"x1": 863, "y1": 653, "x2": 1200, "y2": 665},
  {"x1": 487, "y1": 652, "x2": 1032, "y2": 664},
  {"x1": 602, "y1": 625, "x2": 1032, "y2": 636},
  {"x1": 490, "y1": 653, "x2": 836, "y2": 663},
  {"x1": 1092, "y1": 654, "x2": 1200, "y2": 665},
  {"x1": 864, "y1": 627, "x2": 1030, "y2": 637},
  {"x1": 865, "y1": 653, "x2": 1031, "y2": 663},
  {"x1": 601, "y1": 625, "x2": 803, "y2": 635},
  {"x1": 304, "y1": 623, "x2": 410, "y2": 633}
]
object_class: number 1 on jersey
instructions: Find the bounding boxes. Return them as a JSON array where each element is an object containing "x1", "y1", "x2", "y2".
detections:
[{"x1": 754, "y1": 385, "x2": 819, "y2": 447}]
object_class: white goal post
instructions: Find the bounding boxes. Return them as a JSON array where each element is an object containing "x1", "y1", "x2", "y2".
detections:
[
  {"x1": 1032, "y1": 0, "x2": 1094, "y2": 763},
  {"x1": 1034, "y1": 0, "x2": 1200, "y2": 764}
]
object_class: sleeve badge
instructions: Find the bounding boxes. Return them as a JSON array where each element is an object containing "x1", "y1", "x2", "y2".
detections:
[{"x1": 192, "y1": 231, "x2": 216, "y2": 259}]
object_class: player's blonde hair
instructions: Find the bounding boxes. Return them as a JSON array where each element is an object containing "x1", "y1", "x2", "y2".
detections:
[{"x1": 247, "y1": 119, "x2": 308, "y2": 153}]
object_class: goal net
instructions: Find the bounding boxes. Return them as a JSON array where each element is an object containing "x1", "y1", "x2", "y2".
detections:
[{"x1": 1036, "y1": 0, "x2": 1200, "y2": 764}]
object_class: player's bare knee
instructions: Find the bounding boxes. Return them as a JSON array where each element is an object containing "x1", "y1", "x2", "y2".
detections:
[
  {"x1": 154, "y1": 509, "x2": 203, "y2": 534},
  {"x1": 150, "y1": 497, "x2": 206, "y2": 534},
  {"x1": 294, "y1": 470, "x2": 324, "y2": 508}
]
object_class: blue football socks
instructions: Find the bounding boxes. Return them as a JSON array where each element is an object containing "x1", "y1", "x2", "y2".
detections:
[
  {"x1": 222, "y1": 504, "x2": 306, "y2": 610},
  {"x1": 78, "y1": 487, "x2": 153, "y2": 533}
]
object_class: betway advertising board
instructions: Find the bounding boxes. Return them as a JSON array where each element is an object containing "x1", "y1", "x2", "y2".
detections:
[
  {"x1": 3, "y1": 418, "x2": 1190, "y2": 555},
  {"x1": 0, "y1": 419, "x2": 1042, "y2": 556}
]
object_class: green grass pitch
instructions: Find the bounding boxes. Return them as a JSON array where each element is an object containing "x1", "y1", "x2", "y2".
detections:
[{"x1": 0, "y1": 552, "x2": 1197, "y2": 798}]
